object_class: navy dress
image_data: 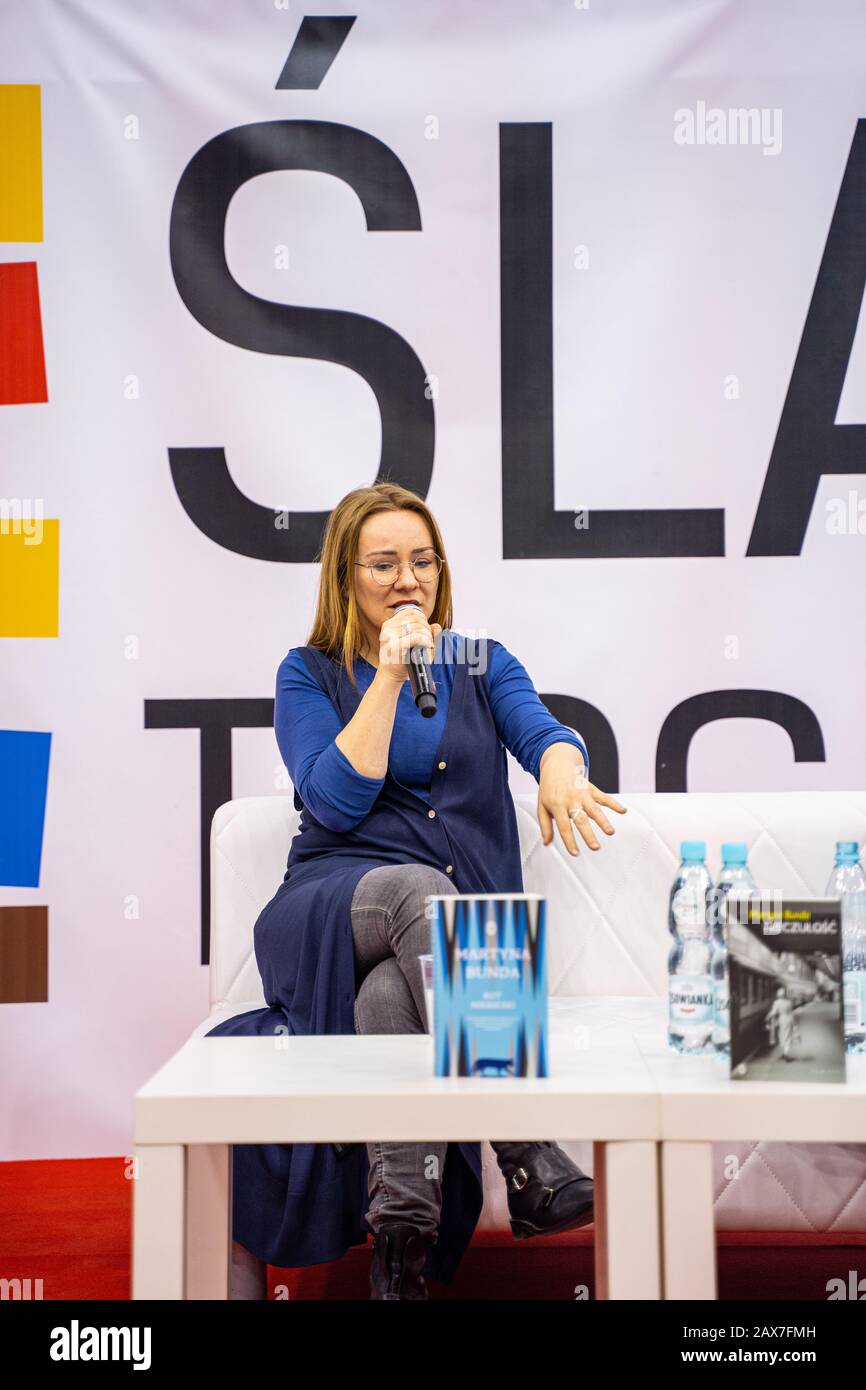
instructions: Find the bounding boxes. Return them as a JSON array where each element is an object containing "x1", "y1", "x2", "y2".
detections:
[{"x1": 205, "y1": 633, "x2": 583, "y2": 1283}]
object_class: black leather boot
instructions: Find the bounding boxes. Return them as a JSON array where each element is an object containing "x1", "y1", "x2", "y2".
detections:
[
  {"x1": 491, "y1": 1141, "x2": 595, "y2": 1239},
  {"x1": 369, "y1": 1222, "x2": 436, "y2": 1300}
]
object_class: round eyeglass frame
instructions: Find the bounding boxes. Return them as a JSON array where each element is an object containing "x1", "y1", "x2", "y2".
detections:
[{"x1": 354, "y1": 554, "x2": 443, "y2": 586}]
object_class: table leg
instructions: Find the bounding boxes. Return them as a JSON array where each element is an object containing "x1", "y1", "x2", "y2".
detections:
[
  {"x1": 132, "y1": 1144, "x2": 185, "y2": 1299},
  {"x1": 186, "y1": 1144, "x2": 232, "y2": 1300},
  {"x1": 660, "y1": 1141, "x2": 716, "y2": 1299},
  {"x1": 593, "y1": 1140, "x2": 662, "y2": 1300}
]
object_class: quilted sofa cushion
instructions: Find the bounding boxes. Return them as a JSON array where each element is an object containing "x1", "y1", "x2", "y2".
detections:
[{"x1": 208, "y1": 789, "x2": 866, "y2": 1233}]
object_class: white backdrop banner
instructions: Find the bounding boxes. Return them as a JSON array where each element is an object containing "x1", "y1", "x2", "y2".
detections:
[{"x1": 2, "y1": 0, "x2": 866, "y2": 1158}]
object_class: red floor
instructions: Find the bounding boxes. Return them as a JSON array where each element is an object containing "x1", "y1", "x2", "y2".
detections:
[{"x1": 2, "y1": 1158, "x2": 864, "y2": 1300}]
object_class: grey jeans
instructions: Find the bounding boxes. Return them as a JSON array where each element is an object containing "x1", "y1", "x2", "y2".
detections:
[
  {"x1": 351, "y1": 862, "x2": 525, "y2": 1239},
  {"x1": 351, "y1": 863, "x2": 452, "y2": 1239}
]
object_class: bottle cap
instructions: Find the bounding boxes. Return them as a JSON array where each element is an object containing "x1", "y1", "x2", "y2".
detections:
[
  {"x1": 680, "y1": 840, "x2": 706, "y2": 862},
  {"x1": 834, "y1": 841, "x2": 860, "y2": 862},
  {"x1": 721, "y1": 842, "x2": 748, "y2": 865}
]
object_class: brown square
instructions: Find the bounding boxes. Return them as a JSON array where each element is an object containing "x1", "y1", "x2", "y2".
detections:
[{"x1": 0, "y1": 905, "x2": 48, "y2": 1002}]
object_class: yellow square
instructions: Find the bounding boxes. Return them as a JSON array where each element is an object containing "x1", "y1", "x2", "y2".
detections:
[
  {"x1": 0, "y1": 518, "x2": 59, "y2": 636},
  {"x1": 0, "y1": 86, "x2": 42, "y2": 242}
]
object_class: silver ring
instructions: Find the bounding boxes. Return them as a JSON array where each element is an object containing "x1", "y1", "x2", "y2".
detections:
[{"x1": 402, "y1": 621, "x2": 410, "y2": 635}]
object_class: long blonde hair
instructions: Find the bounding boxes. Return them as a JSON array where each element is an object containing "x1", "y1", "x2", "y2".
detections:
[{"x1": 306, "y1": 482, "x2": 454, "y2": 691}]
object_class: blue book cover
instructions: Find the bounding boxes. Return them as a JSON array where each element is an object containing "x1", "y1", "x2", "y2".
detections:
[{"x1": 429, "y1": 893, "x2": 548, "y2": 1077}]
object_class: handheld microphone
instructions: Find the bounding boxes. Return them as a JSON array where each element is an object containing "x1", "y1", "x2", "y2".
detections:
[{"x1": 391, "y1": 601, "x2": 437, "y2": 718}]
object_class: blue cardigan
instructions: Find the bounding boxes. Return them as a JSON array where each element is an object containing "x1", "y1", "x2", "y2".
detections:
[
  {"x1": 277, "y1": 631, "x2": 589, "y2": 824},
  {"x1": 205, "y1": 631, "x2": 588, "y2": 1283}
]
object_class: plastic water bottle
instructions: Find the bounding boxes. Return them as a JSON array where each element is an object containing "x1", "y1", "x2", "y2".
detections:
[
  {"x1": 668, "y1": 840, "x2": 715, "y2": 1054},
  {"x1": 825, "y1": 841, "x2": 866, "y2": 1054},
  {"x1": 710, "y1": 843, "x2": 757, "y2": 1060}
]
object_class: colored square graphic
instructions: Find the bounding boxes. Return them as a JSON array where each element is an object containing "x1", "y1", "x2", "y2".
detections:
[
  {"x1": 0, "y1": 85, "x2": 43, "y2": 242},
  {"x1": 0, "y1": 518, "x2": 59, "y2": 635},
  {"x1": 0, "y1": 729, "x2": 51, "y2": 886},
  {"x1": 0, "y1": 905, "x2": 47, "y2": 1002},
  {"x1": 0, "y1": 262, "x2": 48, "y2": 404}
]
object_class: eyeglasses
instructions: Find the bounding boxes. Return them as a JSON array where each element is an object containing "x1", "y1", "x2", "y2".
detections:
[{"x1": 355, "y1": 553, "x2": 443, "y2": 586}]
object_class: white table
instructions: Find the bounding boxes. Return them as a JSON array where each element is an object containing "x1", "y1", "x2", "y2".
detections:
[
  {"x1": 132, "y1": 1002, "x2": 662, "y2": 1300},
  {"x1": 550, "y1": 998, "x2": 866, "y2": 1299},
  {"x1": 630, "y1": 1010, "x2": 866, "y2": 1300},
  {"x1": 133, "y1": 996, "x2": 866, "y2": 1300}
]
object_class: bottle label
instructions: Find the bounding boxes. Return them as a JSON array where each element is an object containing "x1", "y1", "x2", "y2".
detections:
[
  {"x1": 844, "y1": 972, "x2": 866, "y2": 1031},
  {"x1": 669, "y1": 975, "x2": 714, "y2": 1025},
  {"x1": 713, "y1": 980, "x2": 730, "y2": 1027}
]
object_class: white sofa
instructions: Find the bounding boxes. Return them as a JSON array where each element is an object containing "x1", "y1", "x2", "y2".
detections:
[{"x1": 196, "y1": 789, "x2": 866, "y2": 1239}]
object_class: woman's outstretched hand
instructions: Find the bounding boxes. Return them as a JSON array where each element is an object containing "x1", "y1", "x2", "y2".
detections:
[{"x1": 537, "y1": 742, "x2": 627, "y2": 857}]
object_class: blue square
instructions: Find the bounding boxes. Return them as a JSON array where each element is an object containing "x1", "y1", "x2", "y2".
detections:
[{"x1": 0, "y1": 729, "x2": 51, "y2": 887}]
